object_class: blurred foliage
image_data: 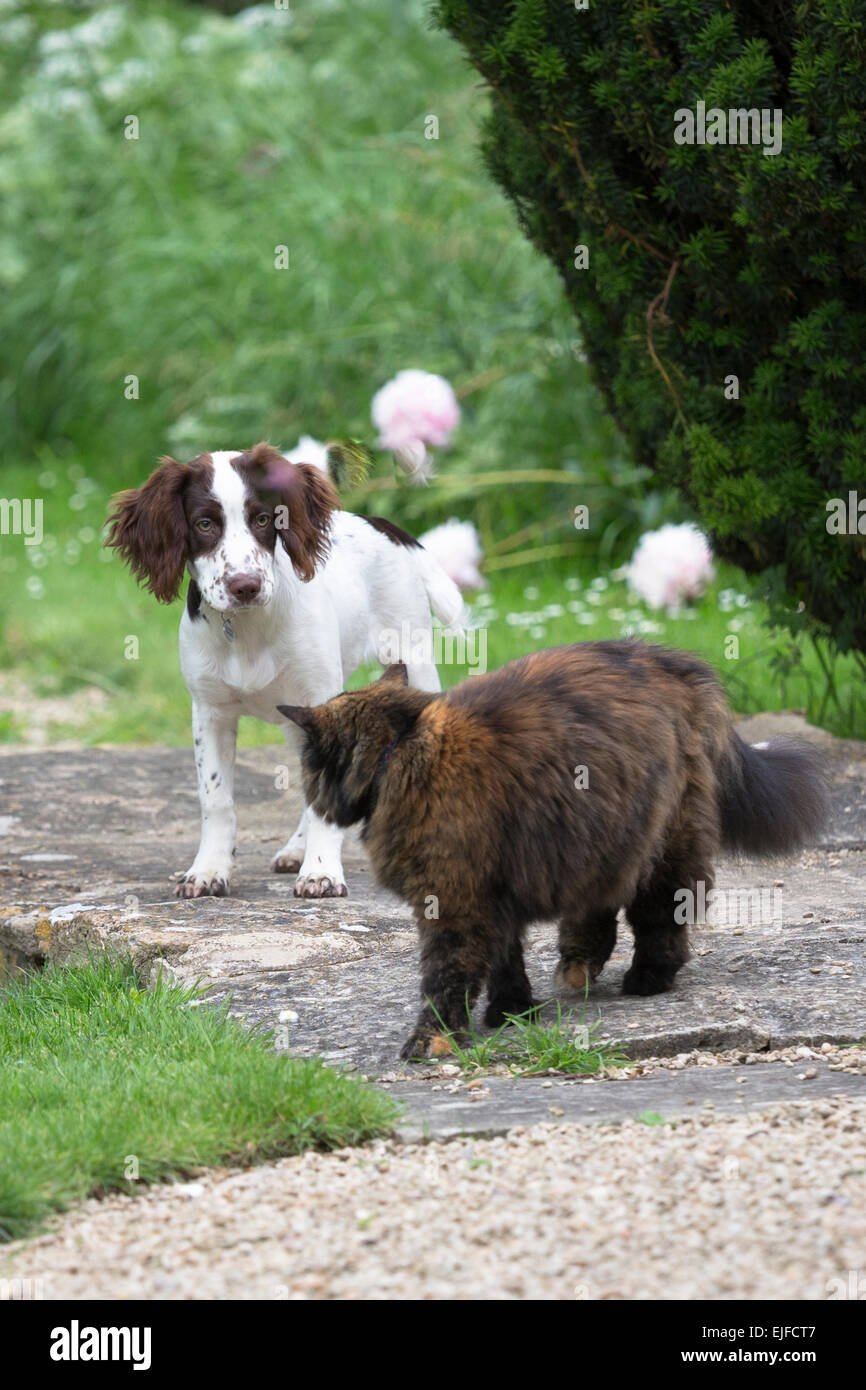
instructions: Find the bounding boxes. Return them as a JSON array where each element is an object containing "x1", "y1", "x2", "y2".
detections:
[
  {"x1": 434, "y1": 0, "x2": 866, "y2": 655},
  {"x1": 1, "y1": 0, "x2": 863, "y2": 740},
  {"x1": 0, "y1": 0, "x2": 677, "y2": 560}
]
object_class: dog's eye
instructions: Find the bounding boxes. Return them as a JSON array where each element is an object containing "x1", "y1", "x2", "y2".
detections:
[
  {"x1": 254, "y1": 512, "x2": 271, "y2": 528},
  {"x1": 196, "y1": 518, "x2": 213, "y2": 533}
]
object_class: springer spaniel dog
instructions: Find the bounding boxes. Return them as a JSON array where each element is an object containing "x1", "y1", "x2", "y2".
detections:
[{"x1": 106, "y1": 443, "x2": 462, "y2": 899}]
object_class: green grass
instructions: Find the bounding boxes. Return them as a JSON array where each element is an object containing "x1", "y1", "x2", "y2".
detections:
[
  {"x1": 0, "y1": 956, "x2": 399, "y2": 1242},
  {"x1": 425, "y1": 1000, "x2": 629, "y2": 1077}
]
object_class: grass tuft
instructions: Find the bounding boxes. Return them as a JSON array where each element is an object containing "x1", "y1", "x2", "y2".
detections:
[{"x1": 429, "y1": 999, "x2": 629, "y2": 1077}]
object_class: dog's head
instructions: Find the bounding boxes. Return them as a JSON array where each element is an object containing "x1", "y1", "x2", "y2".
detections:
[
  {"x1": 278, "y1": 664, "x2": 435, "y2": 827},
  {"x1": 105, "y1": 443, "x2": 338, "y2": 611}
]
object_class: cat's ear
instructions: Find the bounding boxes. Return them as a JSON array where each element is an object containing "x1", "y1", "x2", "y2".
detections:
[
  {"x1": 277, "y1": 704, "x2": 322, "y2": 732},
  {"x1": 379, "y1": 662, "x2": 409, "y2": 686}
]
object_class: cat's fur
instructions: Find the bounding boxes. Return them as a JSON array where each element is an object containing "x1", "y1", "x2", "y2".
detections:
[{"x1": 279, "y1": 642, "x2": 829, "y2": 1059}]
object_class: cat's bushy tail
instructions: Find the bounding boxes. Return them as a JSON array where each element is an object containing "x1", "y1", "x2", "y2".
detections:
[{"x1": 717, "y1": 735, "x2": 829, "y2": 856}]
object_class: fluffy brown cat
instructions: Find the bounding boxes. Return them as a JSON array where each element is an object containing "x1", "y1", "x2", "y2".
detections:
[{"x1": 279, "y1": 642, "x2": 828, "y2": 1059}]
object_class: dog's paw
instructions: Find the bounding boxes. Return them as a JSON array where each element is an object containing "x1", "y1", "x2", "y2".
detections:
[
  {"x1": 271, "y1": 851, "x2": 303, "y2": 874},
  {"x1": 293, "y1": 872, "x2": 348, "y2": 898},
  {"x1": 174, "y1": 869, "x2": 230, "y2": 899}
]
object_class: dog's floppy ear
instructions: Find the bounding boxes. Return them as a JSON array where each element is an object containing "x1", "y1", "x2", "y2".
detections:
[
  {"x1": 379, "y1": 662, "x2": 409, "y2": 686},
  {"x1": 245, "y1": 443, "x2": 339, "y2": 583},
  {"x1": 278, "y1": 462, "x2": 338, "y2": 581},
  {"x1": 106, "y1": 458, "x2": 191, "y2": 602}
]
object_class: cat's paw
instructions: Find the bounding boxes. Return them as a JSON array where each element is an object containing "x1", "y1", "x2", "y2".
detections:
[
  {"x1": 555, "y1": 959, "x2": 591, "y2": 992},
  {"x1": 484, "y1": 995, "x2": 538, "y2": 1028},
  {"x1": 622, "y1": 963, "x2": 675, "y2": 996},
  {"x1": 399, "y1": 1029, "x2": 455, "y2": 1061}
]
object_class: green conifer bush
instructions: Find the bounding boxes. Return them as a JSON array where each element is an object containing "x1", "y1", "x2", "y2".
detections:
[{"x1": 434, "y1": 0, "x2": 866, "y2": 653}]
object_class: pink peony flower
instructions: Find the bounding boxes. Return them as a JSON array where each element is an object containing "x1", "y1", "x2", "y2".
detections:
[
  {"x1": 626, "y1": 523, "x2": 714, "y2": 611},
  {"x1": 419, "y1": 519, "x2": 485, "y2": 591},
  {"x1": 371, "y1": 368, "x2": 460, "y2": 465}
]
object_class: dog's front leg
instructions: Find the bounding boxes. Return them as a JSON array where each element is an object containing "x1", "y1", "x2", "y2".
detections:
[
  {"x1": 274, "y1": 707, "x2": 348, "y2": 896},
  {"x1": 294, "y1": 810, "x2": 347, "y2": 899},
  {"x1": 272, "y1": 804, "x2": 309, "y2": 875},
  {"x1": 176, "y1": 702, "x2": 238, "y2": 898}
]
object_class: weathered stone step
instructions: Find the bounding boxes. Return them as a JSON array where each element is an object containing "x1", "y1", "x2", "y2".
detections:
[
  {"x1": 391, "y1": 1060, "x2": 866, "y2": 1142},
  {"x1": 1, "y1": 736, "x2": 863, "y2": 1107}
]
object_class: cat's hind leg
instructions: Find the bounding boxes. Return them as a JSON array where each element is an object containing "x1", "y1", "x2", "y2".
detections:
[
  {"x1": 485, "y1": 933, "x2": 538, "y2": 1027},
  {"x1": 555, "y1": 908, "x2": 618, "y2": 993},
  {"x1": 623, "y1": 861, "x2": 696, "y2": 995}
]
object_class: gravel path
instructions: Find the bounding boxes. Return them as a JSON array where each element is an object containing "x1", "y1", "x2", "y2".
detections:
[{"x1": 2, "y1": 1098, "x2": 864, "y2": 1301}]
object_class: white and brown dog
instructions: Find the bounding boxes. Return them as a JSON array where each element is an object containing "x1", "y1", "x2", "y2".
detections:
[{"x1": 106, "y1": 443, "x2": 462, "y2": 898}]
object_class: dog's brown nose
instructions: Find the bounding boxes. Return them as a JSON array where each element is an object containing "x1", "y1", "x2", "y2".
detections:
[{"x1": 227, "y1": 573, "x2": 262, "y2": 603}]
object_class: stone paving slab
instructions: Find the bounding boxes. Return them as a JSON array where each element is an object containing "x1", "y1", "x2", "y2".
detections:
[
  {"x1": 391, "y1": 1061, "x2": 866, "y2": 1142},
  {"x1": 1, "y1": 725, "x2": 864, "y2": 1132}
]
